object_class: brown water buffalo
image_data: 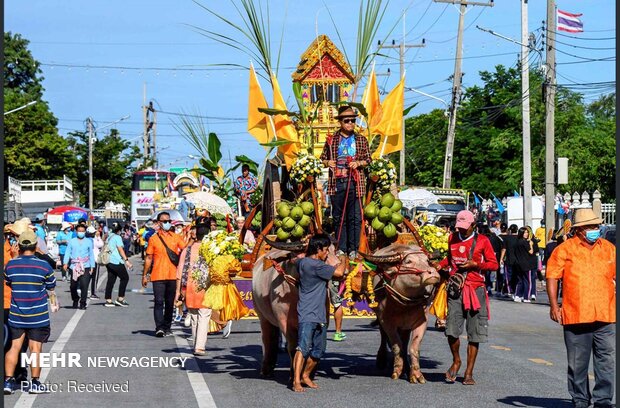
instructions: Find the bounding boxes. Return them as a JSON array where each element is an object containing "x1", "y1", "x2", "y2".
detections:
[
  {"x1": 252, "y1": 241, "x2": 340, "y2": 379},
  {"x1": 362, "y1": 243, "x2": 441, "y2": 384}
]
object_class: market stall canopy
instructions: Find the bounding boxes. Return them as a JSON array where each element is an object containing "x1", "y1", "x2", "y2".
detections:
[
  {"x1": 149, "y1": 209, "x2": 185, "y2": 223},
  {"x1": 47, "y1": 205, "x2": 90, "y2": 223},
  {"x1": 184, "y1": 191, "x2": 233, "y2": 216},
  {"x1": 398, "y1": 188, "x2": 439, "y2": 210}
]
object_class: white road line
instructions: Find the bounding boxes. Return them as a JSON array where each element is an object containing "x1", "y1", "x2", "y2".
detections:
[
  {"x1": 14, "y1": 270, "x2": 108, "y2": 408},
  {"x1": 173, "y1": 330, "x2": 218, "y2": 408}
]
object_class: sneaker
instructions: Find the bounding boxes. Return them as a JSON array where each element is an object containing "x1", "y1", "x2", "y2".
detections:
[
  {"x1": 164, "y1": 330, "x2": 174, "y2": 337},
  {"x1": 513, "y1": 296, "x2": 522, "y2": 303},
  {"x1": 222, "y1": 321, "x2": 233, "y2": 339},
  {"x1": 89, "y1": 294, "x2": 100, "y2": 300},
  {"x1": 155, "y1": 330, "x2": 165, "y2": 338},
  {"x1": 193, "y1": 350, "x2": 206, "y2": 356},
  {"x1": 530, "y1": 295, "x2": 536, "y2": 301},
  {"x1": 336, "y1": 250, "x2": 346, "y2": 257},
  {"x1": 333, "y1": 332, "x2": 347, "y2": 341},
  {"x1": 104, "y1": 301, "x2": 115, "y2": 308},
  {"x1": 62, "y1": 276, "x2": 67, "y2": 282},
  {"x1": 174, "y1": 314, "x2": 182, "y2": 323},
  {"x1": 78, "y1": 304, "x2": 87, "y2": 310},
  {"x1": 29, "y1": 379, "x2": 50, "y2": 394},
  {"x1": 348, "y1": 251, "x2": 357, "y2": 260},
  {"x1": 184, "y1": 314, "x2": 192, "y2": 328},
  {"x1": 72, "y1": 301, "x2": 79, "y2": 309},
  {"x1": 523, "y1": 299, "x2": 531, "y2": 303},
  {"x1": 114, "y1": 299, "x2": 129, "y2": 307},
  {"x1": 4, "y1": 378, "x2": 15, "y2": 395}
]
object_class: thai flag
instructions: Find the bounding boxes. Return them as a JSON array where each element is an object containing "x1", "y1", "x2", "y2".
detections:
[
  {"x1": 167, "y1": 174, "x2": 175, "y2": 191},
  {"x1": 199, "y1": 175, "x2": 208, "y2": 188},
  {"x1": 557, "y1": 10, "x2": 583, "y2": 33}
]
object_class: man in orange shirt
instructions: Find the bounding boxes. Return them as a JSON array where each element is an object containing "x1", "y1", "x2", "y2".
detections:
[
  {"x1": 142, "y1": 212, "x2": 186, "y2": 337},
  {"x1": 547, "y1": 208, "x2": 616, "y2": 408}
]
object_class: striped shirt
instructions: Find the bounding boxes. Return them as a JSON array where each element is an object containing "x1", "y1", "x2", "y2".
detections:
[{"x1": 5, "y1": 255, "x2": 56, "y2": 328}]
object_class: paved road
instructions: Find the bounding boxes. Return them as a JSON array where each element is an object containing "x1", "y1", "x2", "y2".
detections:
[{"x1": 5, "y1": 256, "x2": 613, "y2": 408}]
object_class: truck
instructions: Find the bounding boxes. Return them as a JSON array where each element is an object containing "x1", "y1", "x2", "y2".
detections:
[
  {"x1": 401, "y1": 187, "x2": 469, "y2": 226},
  {"x1": 505, "y1": 196, "x2": 544, "y2": 230}
]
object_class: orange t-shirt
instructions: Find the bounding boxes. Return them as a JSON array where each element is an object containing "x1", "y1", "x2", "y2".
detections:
[
  {"x1": 176, "y1": 243, "x2": 206, "y2": 309},
  {"x1": 546, "y1": 236, "x2": 616, "y2": 325},
  {"x1": 146, "y1": 231, "x2": 186, "y2": 281},
  {"x1": 4, "y1": 240, "x2": 13, "y2": 309}
]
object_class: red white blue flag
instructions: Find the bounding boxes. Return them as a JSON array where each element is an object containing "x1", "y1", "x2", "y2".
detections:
[
  {"x1": 166, "y1": 174, "x2": 175, "y2": 196},
  {"x1": 557, "y1": 9, "x2": 583, "y2": 33}
]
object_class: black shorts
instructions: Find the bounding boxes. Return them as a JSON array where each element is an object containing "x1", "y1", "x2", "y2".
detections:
[{"x1": 10, "y1": 326, "x2": 51, "y2": 343}]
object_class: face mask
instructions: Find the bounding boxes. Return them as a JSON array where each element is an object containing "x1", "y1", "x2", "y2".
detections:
[
  {"x1": 161, "y1": 222, "x2": 172, "y2": 231},
  {"x1": 175, "y1": 227, "x2": 183, "y2": 234},
  {"x1": 585, "y1": 229, "x2": 600, "y2": 243},
  {"x1": 77, "y1": 232, "x2": 86, "y2": 239}
]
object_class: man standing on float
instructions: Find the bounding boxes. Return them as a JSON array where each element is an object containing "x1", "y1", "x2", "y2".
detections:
[{"x1": 320, "y1": 105, "x2": 371, "y2": 259}]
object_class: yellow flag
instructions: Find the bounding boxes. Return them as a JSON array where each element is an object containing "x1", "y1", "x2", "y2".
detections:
[
  {"x1": 361, "y1": 66, "x2": 383, "y2": 144},
  {"x1": 271, "y1": 74, "x2": 300, "y2": 169},
  {"x1": 372, "y1": 76, "x2": 405, "y2": 159},
  {"x1": 247, "y1": 63, "x2": 271, "y2": 145}
]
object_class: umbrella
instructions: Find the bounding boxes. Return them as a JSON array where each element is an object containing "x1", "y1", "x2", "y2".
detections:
[
  {"x1": 398, "y1": 188, "x2": 439, "y2": 210},
  {"x1": 149, "y1": 209, "x2": 185, "y2": 223},
  {"x1": 184, "y1": 191, "x2": 233, "y2": 215}
]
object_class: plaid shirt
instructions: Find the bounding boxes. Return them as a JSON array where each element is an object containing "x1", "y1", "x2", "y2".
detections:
[{"x1": 320, "y1": 131, "x2": 371, "y2": 197}]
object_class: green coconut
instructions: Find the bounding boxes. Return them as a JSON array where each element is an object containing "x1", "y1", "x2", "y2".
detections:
[
  {"x1": 380, "y1": 192, "x2": 396, "y2": 208},
  {"x1": 364, "y1": 202, "x2": 379, "y2": 219},
  {"x1": 276, "y1": 228, "x2": 290, "y2": 241},
  {"x1": 300, "y1": 201, "x2": 314, "y2": 216},
  {"x1": 291, "y1": 224, "x2": 305, "y2": 239},
  {"x1": 298, "y1": 214, "x2": 311, "y2": 228},
  {"x1": 390, "y1": 212, "x2": 404, "y2": 225},
  {"x1": 378, "y1": 206, "x2": 393, "y2": 223},
  {"x1": 390, "y1": 199, "x2": 403, "y2": 212},
  {"x1": 290, "y1": 206, "x2": 304, "y2": 221},
  {"x1": 276, "y1": 202, "x2": 291, "y2": 218},
  {"x1": 282, "y1": 217, "x2": 296, "y2": 231},
  {"x1": 383, "y1": 223, "x2": 397, "y2": 238},
  {"x1": 371, "y1": 217, "x2": 385, "y2": 231}
]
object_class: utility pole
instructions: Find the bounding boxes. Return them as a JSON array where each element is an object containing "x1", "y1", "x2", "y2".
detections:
[
  {"x1": 544, "y1": 0, "x2": 556, "y2": 232},
  {"x1": 521, "y1": 0, "x2": 532, "y2": 228},
  {"x1": 142, "y1": 83, "x2": 149, "y2": 166},
  {"x1": 377, "y1": 34, "x2": 425, "y2": 186},
  {"x1": 87, "y1": 117, "x2": 94, "y2": 212},
  {"x1": 143, "y1": 90, "x2": 156, "y2": 168},
  {"x1": 435, "y1": 0, "x2": 494, "y2": 189}
]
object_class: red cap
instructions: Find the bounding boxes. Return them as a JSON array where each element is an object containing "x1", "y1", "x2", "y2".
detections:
[{"x1": 455, "y1": 210, "x2": 475, "y2": 229}]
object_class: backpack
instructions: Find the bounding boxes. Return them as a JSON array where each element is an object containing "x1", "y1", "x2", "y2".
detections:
[{"x1": 97, "y1": 235, "x2": 113, "y2": 265}]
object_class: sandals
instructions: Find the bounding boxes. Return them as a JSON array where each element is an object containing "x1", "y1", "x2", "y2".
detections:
[
  {"x1": 445, "y1": 369, "x2": 458, "y2": 383},
  {"x1": 462, "y1": 377, "x2": 476, "y2": 385}
]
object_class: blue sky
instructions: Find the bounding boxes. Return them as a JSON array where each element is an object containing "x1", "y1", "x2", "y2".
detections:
[{"x1": 5, "y1": 1, "x2": 615, "y2": 174}]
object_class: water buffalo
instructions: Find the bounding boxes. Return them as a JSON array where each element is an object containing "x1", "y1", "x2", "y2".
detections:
[{"x1": 361, "y1": 244, "x2": 441, "y2": 383}]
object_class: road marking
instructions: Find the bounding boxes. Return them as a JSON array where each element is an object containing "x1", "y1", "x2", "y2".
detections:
[
  {"x1": 173, "y1": 330, "x2": 218, "y2": 408},
  {"x1": 528, "y1": 358, "x2": 553, "y2": 366},
  {"x1": 14, "y1": 274, "x2": 107, "y2": 408},
  {"x1": 490, "y1": 345, "x2": 512, "y2": 351}
]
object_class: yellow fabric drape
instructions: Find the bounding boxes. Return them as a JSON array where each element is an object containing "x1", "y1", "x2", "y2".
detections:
[
  {"x1": 372, "y1": 76, "x2": 405, "y2": 159},
  {"x1": 361, "y1": 66, "x2": 383, "y2": 144},
  {"x1": 429, "y1": 280, "x2": 448, "y2": 320},
  {"x1": 247, "y1": 63, "x2": 272, "y2": 146},
  {"x1": 271, "y1": 74, "x2": 300, "y2": 169}
]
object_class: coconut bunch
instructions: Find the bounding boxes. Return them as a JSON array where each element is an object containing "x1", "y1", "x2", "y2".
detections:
[
  {"x1": 363, "y1": 192, "x2": 404, "y2": 239},
  {"x1": 274, "y1": 200, "x2": 315, "y2": 241},
  {"x1": 251, "y1": 211, "x2": 262, "y2": 229}
]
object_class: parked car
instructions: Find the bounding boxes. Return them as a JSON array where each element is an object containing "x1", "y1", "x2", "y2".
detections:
[{"x1": 600, "y1": 224, "x2": 616, "y2": 246}]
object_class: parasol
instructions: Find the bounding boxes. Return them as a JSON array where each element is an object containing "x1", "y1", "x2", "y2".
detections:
[
  {"x1": 398, "y1": 188, "x2": 439, "y2": 210},
  {"x1": 48, "y1": 205, "x2": 90, "y2": 223},
  {"x1": 184, "y1": 191, "x2": 233, "y2": 216}
]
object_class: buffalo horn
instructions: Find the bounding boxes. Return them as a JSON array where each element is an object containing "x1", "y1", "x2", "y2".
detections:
[
  {"x1": 263, "y1": 236, "x2": 306, "y2": 252},
  {"x1": 359, "y1": 252, "x2": 402, "y2": 264}
]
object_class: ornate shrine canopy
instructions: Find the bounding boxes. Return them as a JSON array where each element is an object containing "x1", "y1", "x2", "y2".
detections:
[{"x1": 291, "y1": 34, "x2": 354, "y2": 84}]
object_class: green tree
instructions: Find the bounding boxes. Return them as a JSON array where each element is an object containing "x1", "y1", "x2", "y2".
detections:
[
  {"x1": 402, "y1": 63, "x2": 615, "y2": 201},
  {"x1": 67, "y1": 129, "x2": 142, "y2": 208},
  {"x1": 4, "y1": 32, "x2": 77, "y2": 182}
]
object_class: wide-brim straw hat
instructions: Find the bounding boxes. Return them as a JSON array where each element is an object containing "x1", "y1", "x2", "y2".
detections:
[
  {"x1": 572, "y1": 208, "x2": 603, "y2": 228},
  {"x1": 6, "y1": 220, "x2": 32, "y2": 236}
]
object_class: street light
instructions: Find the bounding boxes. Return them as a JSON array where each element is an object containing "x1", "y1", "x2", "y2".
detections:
[
  {"x1": 88, "y1": 115, "x2": 130, "y2": 211},
  {"x1": 4, "y1": 101, "x2": 37, "y2": 116},
  {"x1": 405, "y1": 87, "x2": 449, "y2": 115}
]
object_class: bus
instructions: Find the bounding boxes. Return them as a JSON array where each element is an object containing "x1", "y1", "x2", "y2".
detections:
[{"x1": 130, "y1": 169, "x2": 177, "y2": 227}]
